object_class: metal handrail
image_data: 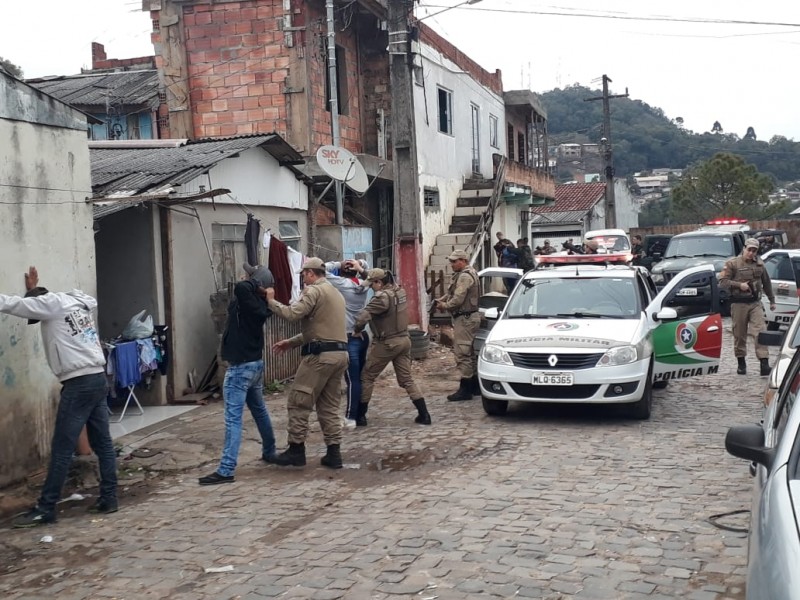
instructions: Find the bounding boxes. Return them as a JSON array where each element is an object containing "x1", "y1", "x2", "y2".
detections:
[{"x1": 466, "y1": 155, "x2": 507, "y2": 266}]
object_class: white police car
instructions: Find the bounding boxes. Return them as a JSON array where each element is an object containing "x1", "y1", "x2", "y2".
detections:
[
  {"x1": 477, "y1": 253, "x2": 723, "y2": 419},
  {"x1": 761, "y1": 249, "x2": 800, "y2": 330}
]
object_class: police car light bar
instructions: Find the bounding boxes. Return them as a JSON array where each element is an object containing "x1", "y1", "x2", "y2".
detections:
[
  {"x1": 706, "y1": 218, "x2": 748, "y2": 225},
  {"x1": 535, "y1": 252, "x2": 632, "y2": 266}
]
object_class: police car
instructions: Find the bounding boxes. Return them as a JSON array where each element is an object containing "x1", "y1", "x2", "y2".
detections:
[
  {"x1": 477, "y1": 252, "x2": 723, "y2": 419},
  {"x1": 760, "y1": 249, "x2": 800, "y2": 330}
]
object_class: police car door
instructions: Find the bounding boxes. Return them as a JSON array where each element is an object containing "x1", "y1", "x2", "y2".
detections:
[{"x1": 646, "y1": 264, "x2": 722, "y2": 385}]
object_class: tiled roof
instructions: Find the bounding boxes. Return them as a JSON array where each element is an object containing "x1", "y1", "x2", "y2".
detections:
[
  {"x1": 91, "y1": 135, "x2": 304, "y2": 197},
  {"x1": 27, "y1": 70, "x2": 159, "y2": 109},
  {"x1": 534, "y1": 182, "x2": 605, "y2": 214}
]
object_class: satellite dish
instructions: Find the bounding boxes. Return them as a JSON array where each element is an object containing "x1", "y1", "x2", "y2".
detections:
[
  {"x1": 344, "y1": 158, "x2": 369, "y2": 194},
  {"x1": 315, "y1": 145, "x2": 369, "y2": 194}
]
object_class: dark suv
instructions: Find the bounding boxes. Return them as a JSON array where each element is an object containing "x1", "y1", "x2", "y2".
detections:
[{"x1": 650, "y1": 230, "x2": 746, "y2": 315}]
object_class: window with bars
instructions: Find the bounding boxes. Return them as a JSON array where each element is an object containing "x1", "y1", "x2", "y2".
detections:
[
  {"x1": 423, "y1": 188, "x2": 440, "y2": 212},
  {"x1": 212, "y1": 223, "x2": 248, "y2": 287},
  {"x1": 507, "y1": 124, "x2": 515, "y2": 161}
]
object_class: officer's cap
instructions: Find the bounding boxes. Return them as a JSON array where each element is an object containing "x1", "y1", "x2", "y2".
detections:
[
  {"x1": 745, "y1": 238, "x2": 760, "y2": 250},
  {"x1": 362, "y1": 268, "x2": 387, "y2": 285},
  {"x1": 297, "y1": 257, "x2": 325, "y2": 273},
  {"x1": 448, "y1": 250, "x2": 469, "y2": 261}
]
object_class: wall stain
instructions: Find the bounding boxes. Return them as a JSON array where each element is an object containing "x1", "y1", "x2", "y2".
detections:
[
  {"x1": 3, "y1": 367, "x2": 15, "y2": 388},
  {"x1": 9, "y1": 335, "x2": 18, "y2": 346}
]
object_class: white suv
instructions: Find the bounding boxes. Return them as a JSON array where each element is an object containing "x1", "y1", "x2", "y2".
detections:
[{"x1": 478, "y1": 255, "x2": 723, "y2": 419}]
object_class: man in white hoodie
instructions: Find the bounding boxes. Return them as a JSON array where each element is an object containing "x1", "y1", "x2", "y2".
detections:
[{"x1": 0, "y1": 267, "x2": 118, "y2": 528}]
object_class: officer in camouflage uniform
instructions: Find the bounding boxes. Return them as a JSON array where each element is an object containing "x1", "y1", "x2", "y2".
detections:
[
  {"x1": 353, "y1": 269, "x2": 431, "y2": 426},
  {"x1": 267, "y1": 257, "x2": 349, "y2": 469},
  {"x1": 435, "y1": 250, "x2": 481, "y2": 401},
  {"x1": 719, "y1": 238, "x2": 776, "y2": 376}
]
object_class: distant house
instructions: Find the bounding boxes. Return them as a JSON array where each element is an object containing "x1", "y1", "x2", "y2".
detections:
[
  {"x1": 90, "y1": 134, "x2": 310, "y2": 402},
  {"x1": 0, "y1": 70, "x2": 99, "y2": 486},
  {"x1": 27, "y1": 43, "x2": 161, "y2": 141}
]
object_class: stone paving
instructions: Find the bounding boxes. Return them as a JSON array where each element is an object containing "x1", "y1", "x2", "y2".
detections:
[{"x1": 0, "y1": 322, "x2": 772, "y2": 599}]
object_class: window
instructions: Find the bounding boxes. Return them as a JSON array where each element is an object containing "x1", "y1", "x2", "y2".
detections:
[
  {"x1": 325, "y1": 45, "x2": 349, "y2": 115},
  {"x1": 212, "y1": 223, "x2": 248, "y2": 287},
  {"x1": 279, "y1": 220, "x2": 301, "y2": 251},
  {"x1": 424, "y1": 188, "x2": 440, "y2": 212},
  {"x1": 765, "y1": 253, "x2": 795, "y2": 282},
  {"x1": 517, "y1": 131, "x2": 526, "y2": 165},
  {"x1": 437, "y1": 87, "x2": 453, "y2": 135},
  {"x1": 489, "y1": 114, "x2": 499, "y2": 148},
  {"x1": 507, "y1": 124, "x2": 515, "y2": 160},
  {"x1": 470, "y1": 103, "x2": 480, "y2": 173}
]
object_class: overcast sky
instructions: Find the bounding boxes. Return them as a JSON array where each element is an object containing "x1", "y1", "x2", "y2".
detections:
[{"x1": 2, "y1": 0, "x2": 798, "y2": 141}]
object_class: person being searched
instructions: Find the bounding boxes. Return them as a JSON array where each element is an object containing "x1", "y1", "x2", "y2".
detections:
[
  {"x1": 719, "y1": 238, "x2": 776, "y2": 376},
  {"x1": 354, "y1": 269, "x2": 431, "y2": 426},
  {"x1": 435, "y1": 250, "x2": 481, "y2": 402},
  {"x1": 494, "y1": 231, "x2": 512, "y2": 266},
  {"x1": 0, "y1": 267, "x2": 118, "y2": 527},
  {"x1": 324, "y1": 258, "x2": 370, "y2": 427},
  {"x1": 199, "y1": 263, "x2": 278, "y2": 485},
  {"x1": 267, "y1": 257, "x2": 349, "y2": 469}
]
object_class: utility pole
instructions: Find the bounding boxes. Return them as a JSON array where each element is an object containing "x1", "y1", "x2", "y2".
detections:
[
  {"x1": 325, "y1": 0, "x2": 344, "y2": 224},
  {"x1": 388, "y1": 0, "x2": 424, "y2": 326},
  {"x1": 585, "y1": 75, "x2": 628, "y2": 228}
]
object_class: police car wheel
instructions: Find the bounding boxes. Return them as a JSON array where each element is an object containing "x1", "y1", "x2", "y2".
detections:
[
  {"x1": 652, "y1": 381, "x2": 668, "y2": 390},
  {"x1": 482, "y1": 396, "x2": 508, "y2": 417},
  {"x1": 627, "y1": 361, "x2": 653, "y2": 420}
]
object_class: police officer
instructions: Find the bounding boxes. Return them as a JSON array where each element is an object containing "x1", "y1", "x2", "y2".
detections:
[
  {"x1": 267, "y1": 257, "x2": 349, "y2": 469},
  {"x1": 353, "y1": 269, "x2": 431, "y2": 426},
  {"x1": 719, "y1": 238, "x2": 776, "y2": 376},
  {"x1": 435, "y1": 250, "x2": 481, "y2": 401}
]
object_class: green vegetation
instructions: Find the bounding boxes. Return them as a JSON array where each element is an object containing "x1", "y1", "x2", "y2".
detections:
[{"x1": 540, "y1": 85, "x2": 800, "y2": 184}]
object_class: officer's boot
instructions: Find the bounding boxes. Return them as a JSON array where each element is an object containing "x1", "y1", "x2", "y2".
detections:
[
  {"x1": 412, "y1": 398, "x2": 432, "y2": 425},
  {"x1": 356, "y1": 403, "x2": 369, "y2": 427},
  {"x1": 272, "y1": 443, "x2": 306, "y2": 467},
  {"x1": 320, "y1": 444, "x2": 343, "y2": 469},
  {"x1": 760, "y1": 358, "x2": 772, "y2": 377},
  {"x1": 447, "y1": 378, "x2": 473, "y2": 402},
  {"x1": 736, "y1": 357, "x2": 747, "y2": 375},
  {"x1": 469, "y1": 375, "x2": 481, "y2": 396}
]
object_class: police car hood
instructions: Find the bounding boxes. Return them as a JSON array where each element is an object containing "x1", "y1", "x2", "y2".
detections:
[
  {"x1": 652, "y1": 256, "x2": 728, "y2": 274},
  {"x1": 487, "y1": 318, "x2": 640, "y2": 349}
]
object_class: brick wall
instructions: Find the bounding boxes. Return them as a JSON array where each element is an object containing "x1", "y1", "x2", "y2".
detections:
[
  {"x1": 358, "y1": 23, "x2": 391, "y2": 159},
  {"x1": 91, "y1": 42, "x2": 155, "y2": 71}
]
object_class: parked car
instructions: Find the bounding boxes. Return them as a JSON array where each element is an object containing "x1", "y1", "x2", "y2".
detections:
[
  {"x1": 760, "y1": 249, "x2": 800, "y2": 330},
  {"x1": 747, "y1": 229, "x2": 788, "y2": 254},
  {"x1": 725, "y1": 345, "x2": 800, "y2": 600},
  {"x1": 477, "y1": 253, "x2": 722, "y2": 419},
  {"x1": 651, "y1": 229, "x2": 746, "y2": 315},
  {"x1": 473, "y1": 267, "x2": 523, "y2": 357},
  {"x1": 584, "y1": 228, "x2": 631, "y2": 253}
]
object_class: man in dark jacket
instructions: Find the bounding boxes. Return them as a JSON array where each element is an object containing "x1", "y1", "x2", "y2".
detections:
[{"x1": 199, "y1": 263, "x2": 277, "y2": 485}]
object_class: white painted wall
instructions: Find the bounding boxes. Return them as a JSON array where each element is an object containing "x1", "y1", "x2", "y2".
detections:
[
  {"x1": 0, "y1": 76, "x2": 95, "y2": 486},
  {"x1": 614, "y1": 180, "x2": 640, "y2": 232},
  {"x1": 414, "y1": 43, "x2": 505, "y2": 264}
]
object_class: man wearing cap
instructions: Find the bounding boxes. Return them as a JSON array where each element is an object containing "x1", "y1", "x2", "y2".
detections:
[
  {"x1": 353, "y1": 269, "x2": 431, "y2": 426},
  {"x1": 324, "y1": 259, "x2": 370, "y2": 427},
  {"x1": 435, "y1": 250, "x2": 481, "y2": 401},
  {"x1": 200, "y1": 263, "x2": 278, "y2": 485},
  {"x1": 267, "y1": 257, "x2": 349, "y2": 469},
  {"x1": 719, "y1": 238, "x2": 776, "y2": 376},
  {"x1": 0, "y1": 267, "x2": 118, "y2": 527}
]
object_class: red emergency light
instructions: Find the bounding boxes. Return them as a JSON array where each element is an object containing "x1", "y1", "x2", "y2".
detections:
[
  {"x1": 706, "y1": 218, "x2": 748, "y2": 225},
  {"x1": 536, "y1": 252, "x2": 632, "y2": 266}
]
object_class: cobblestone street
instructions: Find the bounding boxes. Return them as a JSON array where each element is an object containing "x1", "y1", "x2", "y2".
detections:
[{"x1": 0, "y1": 322, "x2": 770, "y2": 599}]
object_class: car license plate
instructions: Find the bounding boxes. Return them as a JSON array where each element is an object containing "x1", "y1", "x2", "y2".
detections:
[
  {"x1": 777, "y1": 288, "x2": 789, "y2": 296},
  {"x1": 531, "y1": 372, "x2": 573, "y2": 386}
]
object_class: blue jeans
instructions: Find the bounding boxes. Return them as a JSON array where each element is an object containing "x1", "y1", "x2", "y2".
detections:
[
  {"x1": 217, "y1": 360, "x2": 275, "y2": 477},
  {"x1": 38, "y1": 372, "x2": 117, "y2": 513},
  {"x1": 344, "y1": 333, "x2": 369, "y2": 420}
]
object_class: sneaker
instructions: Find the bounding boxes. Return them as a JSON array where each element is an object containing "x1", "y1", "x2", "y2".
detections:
[
  {"x1": 12, "y1": 506, "x2": 56, "y2": 529},
  {"x1": 343, "y1": 418, "x2": 357, "y2": 429},
  {"x1": 88, "y1": 498, "x2": 119, "y2": 514},
  {"x1": 198, "y1": 472, "x2": 235, "y2": 486}
]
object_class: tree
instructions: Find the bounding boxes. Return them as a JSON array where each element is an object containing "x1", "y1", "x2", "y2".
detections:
[
  {"x1": 0, "y1": 56, "x2": 23, "y2": 79},
  {"x1": 671, "y1": 153, "x2": 783, "y2": 221}
]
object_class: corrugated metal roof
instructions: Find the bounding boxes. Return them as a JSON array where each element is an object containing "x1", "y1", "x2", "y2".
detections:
[
  {"x1": 91, "y1": 135, "x2": 305, "y2": 197},
  {"x1": 529, "y1": 210, "x2": 587, "y2": 225},
  {"x1": 27, "y1": 70, "x2": 159, "y2": 109}
]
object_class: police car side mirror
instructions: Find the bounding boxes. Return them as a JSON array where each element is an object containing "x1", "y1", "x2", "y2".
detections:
[
  {"x1": 654, "y1": 307, "x2": 678, "y2": 321},
  {"x1": 485, "y1": 307, "x2": 499, "y2": 320}
]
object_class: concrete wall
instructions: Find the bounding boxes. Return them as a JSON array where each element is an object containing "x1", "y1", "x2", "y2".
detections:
[
  {"x1": 0, "y1": 74, "x2": 95, "y2": 486},
  {"x1": 414, "y1": 42, "x2": 505, "y2": 265},
  {"x1": 613, "y1": 180, "x2": 640, "y2": 233}
]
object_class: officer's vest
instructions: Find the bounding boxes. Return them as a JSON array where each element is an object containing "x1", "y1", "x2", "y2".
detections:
[
  {"x1": 371, "y1": 285, "x2": 409, "y2": 340},
  {"x1": 447, "y1": 268, "x2": 480, "y2": 313},
  {"x1": 728, "y1": 256, "x2": 765, "y2": 301}
]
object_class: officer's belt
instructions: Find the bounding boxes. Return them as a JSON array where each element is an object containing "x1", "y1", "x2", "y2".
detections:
[
  {"x1": 375, "y1": 331, "x2": 406, "y2": 341},
  {"x1": 728, "y1": 295, "x2": 760, "y2": 304},
  {"x1": 301, "y1": 341, "x2": 348, "y2": 356},
  {"x1": 452, "y1": 311, "x2": 477, "y2": 318}
]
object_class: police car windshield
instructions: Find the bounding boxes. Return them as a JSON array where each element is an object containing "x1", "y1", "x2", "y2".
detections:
[
  {"x1": 505, "y1": 277, "x2": 640, "y2": 319},
  {"x1": 664, "y1": 236, "x2": 732, "y2": 259}
]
